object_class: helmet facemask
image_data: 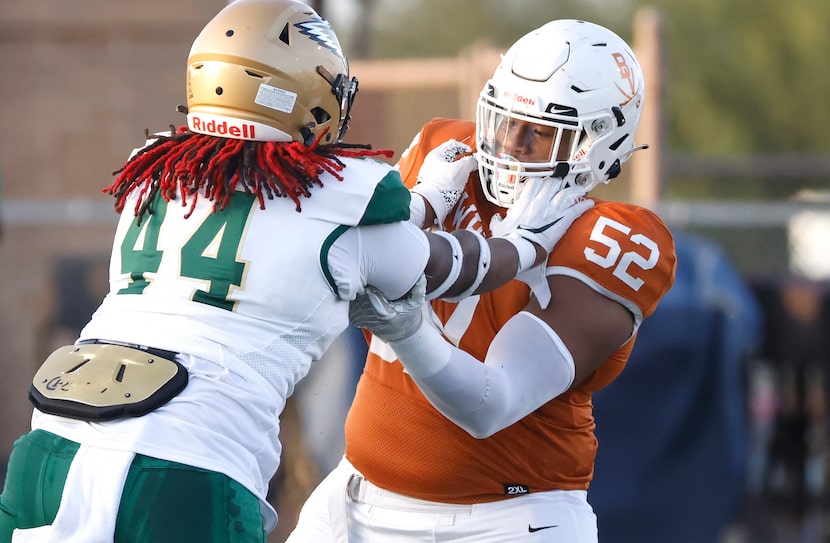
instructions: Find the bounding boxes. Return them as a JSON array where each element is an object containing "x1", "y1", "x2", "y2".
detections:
[
  {"x1": 476, "y1": 89, "x2": 584, "y2": 207},
  {"x1": 314, "y1": 65, "x2": 359, "y2": 144}
]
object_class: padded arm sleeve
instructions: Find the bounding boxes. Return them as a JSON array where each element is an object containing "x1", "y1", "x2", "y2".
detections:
[
  {"x1": 388, "y1": 311, "x2": 575, "y2": 438},
  {"x1": 328, "y1": 222, "x2": 429, "y2": 301}
]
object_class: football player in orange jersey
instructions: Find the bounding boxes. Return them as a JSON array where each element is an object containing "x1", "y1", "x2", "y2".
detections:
[{"x1": 287, "y1": 19, "x2": 677, "y2": 543}]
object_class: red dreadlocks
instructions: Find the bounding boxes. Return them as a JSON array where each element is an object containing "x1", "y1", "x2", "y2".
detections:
[{"x1": 104, "y1": 126, "x2": 394, "y2": 222}]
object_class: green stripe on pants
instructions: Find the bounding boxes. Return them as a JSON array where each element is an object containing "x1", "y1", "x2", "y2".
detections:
[{"x1": 0, "y1": 430, "x2": 266, "y2": 542}]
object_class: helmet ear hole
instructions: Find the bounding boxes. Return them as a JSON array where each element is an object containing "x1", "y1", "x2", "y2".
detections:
[
  {"x1": 311, "y1": 107, "x2": 331, "y2": 125},
  {"x1": 611, "y1": 106, "x2": 625, "y2": 126},
  {"x1": 606, "y1": 159, "x2": 622, "y2": 179}
]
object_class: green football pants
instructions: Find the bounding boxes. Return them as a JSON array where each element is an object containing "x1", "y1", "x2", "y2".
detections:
[{"x1": 0, "y1": 430, "x2": 266, "y2": 542}]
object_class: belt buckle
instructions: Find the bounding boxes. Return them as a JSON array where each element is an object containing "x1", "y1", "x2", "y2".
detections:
[{"x1": 347, "y1": 474, "x2": 363, "y2": 502}]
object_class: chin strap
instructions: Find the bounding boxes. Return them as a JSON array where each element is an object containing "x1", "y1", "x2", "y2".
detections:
[{"x1": 620, "y1": 143, "x2": 650, "y2": 162}]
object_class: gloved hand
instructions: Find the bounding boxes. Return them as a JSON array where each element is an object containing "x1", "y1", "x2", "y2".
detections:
[
  {"x1": 490, "y1": 180, "x2": 594, "y2": 252},
  {"x1": 412, "y1": 139, "x2": 477, "y2": 228},
  {"x1": 490, "y1": 179, "x2": 595, "y2": 308},
  {"x1": 349, "y1": 275, "x2": 427, "y2": 343}
]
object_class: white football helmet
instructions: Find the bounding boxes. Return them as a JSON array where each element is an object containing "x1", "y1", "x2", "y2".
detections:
[{"x1": 476, "y1": 19, "x2": 646, "y2": 207}]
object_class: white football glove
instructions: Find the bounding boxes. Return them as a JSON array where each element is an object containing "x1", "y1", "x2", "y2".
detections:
[
  {"x1": 411, "y1": 139, "x2": 476, "y2": 228},
  {"x1": 490, "y1": 179, "x2": 595, "y2": 308},
  {"x1": 491, "y1": 180, "x2": 593, "y2": 249},
  {"x1": 349, "y1": 275, "x2": 427, "y2": 343}
]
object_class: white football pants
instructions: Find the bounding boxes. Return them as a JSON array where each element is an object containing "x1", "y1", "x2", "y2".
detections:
[{"x1": 286, "y1": 456, "x2": 598, "y2": 543}]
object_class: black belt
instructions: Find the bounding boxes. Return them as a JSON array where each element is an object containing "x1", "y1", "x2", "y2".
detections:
[{"x1": 77, "y1": 339, "x2": 180, "y2": 361}]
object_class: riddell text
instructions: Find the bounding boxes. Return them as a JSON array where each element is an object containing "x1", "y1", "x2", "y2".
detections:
[{"x1": 190, "y1": 116, "x2": 256, "y2": 139}]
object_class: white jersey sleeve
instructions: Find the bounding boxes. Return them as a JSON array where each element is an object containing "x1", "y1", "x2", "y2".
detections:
[{"x1": 326, "y1": 221, "x2": 430, "y2": 303}]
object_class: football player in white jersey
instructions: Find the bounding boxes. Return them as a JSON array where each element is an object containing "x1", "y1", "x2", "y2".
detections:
[{"x1": 0, "y1": 1, "x2": 588, "y2": 542}]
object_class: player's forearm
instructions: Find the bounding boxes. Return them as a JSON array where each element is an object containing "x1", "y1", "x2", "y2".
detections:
[
  {"x1": 423, "y1": 230, "x2": 542, "y2": 300},
  {"x1": 477, "y1": 236, "x2": 544, "y2": 294},
  {"x1": 388, "y1": 311, "x2": 575, "y2": 438}
]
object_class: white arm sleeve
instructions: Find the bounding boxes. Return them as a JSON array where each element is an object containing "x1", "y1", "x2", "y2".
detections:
[{"x1": 388, "y1": 311, "x2": 575, "y2": 438}]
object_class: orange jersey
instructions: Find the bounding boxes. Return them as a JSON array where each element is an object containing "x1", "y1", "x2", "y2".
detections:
[{"x1": 345, "y1": 118, "x2": 677, "y2": 503}]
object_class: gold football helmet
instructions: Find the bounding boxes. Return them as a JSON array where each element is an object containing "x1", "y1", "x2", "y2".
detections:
[{"x1": 186, "y1": 0, "x2": 357, "y2": 144}]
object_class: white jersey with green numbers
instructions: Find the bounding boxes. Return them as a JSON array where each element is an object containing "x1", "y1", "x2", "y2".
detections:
[{"x1": 30, "y1": 155, "x2": 429, "y2": 531}]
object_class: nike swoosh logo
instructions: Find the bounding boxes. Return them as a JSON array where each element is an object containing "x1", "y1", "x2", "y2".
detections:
[
  {"x1": 528, "y1": 524, "x2": 558, "y2": 533},
  {"x1": 519, "y1": 216, "x2": 564, "y2": 234}
]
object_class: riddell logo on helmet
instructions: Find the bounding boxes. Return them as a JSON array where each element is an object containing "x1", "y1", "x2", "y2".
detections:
[
  {"x1": 190, "y1": 115, "x2": 256, "y2": 139},
  {"x1": 502, "y1": 91, "x2": 536, "y2": 106}
]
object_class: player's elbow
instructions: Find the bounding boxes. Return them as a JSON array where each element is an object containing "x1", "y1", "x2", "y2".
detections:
[
  {"x1": 474, "y1": 427, "x2": 500, "y2": 439},
  {"x1": 464, "y1": 424, "x2": 497, "y2": 439},
  {"x1": 442, "y1": 386, "x2": 517, "y2": 438},
  {"x1": 457, "y1": 414, "x2": 504, "y2": 439}
]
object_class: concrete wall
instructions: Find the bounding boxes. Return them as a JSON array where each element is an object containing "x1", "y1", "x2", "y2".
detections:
[{"x1": 0, "y1": 0, "x2": 225, "y2": 477}]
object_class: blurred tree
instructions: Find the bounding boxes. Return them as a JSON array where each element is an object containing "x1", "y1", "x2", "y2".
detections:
[
  {"x1": 365, "y1": 0, "x2": 830, "y2": 156},
  {"x1": 628, "y1": 0, "x2": 830, "y2": 199},
  {"x1": 353, "y1": 0, "x2": 830, "y2": 200},
  {"x1": 353, "y1": 0, "x2": 378, "y2": 57},
  {"x1": 368, "y1": 0, "x2": 637, "y2": 58},
  {"x1": 363, "y1": 0, "x2": 830, "y2": 152},
  {"x1": 636, "y1": 0, "x2": 830, "y2": 155}
]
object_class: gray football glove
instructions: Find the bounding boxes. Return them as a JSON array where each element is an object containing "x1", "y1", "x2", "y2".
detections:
[{"x1": 349, "y1": 275, "x2": 427, "y2": 342}]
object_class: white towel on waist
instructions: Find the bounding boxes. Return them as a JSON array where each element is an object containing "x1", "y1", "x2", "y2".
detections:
[
  {"x1": 327, "y1": 458, "x2": 352, "y2": 543},
  {"x1": 12, "y1": 444, "x2": 135, "y2": 543}
]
